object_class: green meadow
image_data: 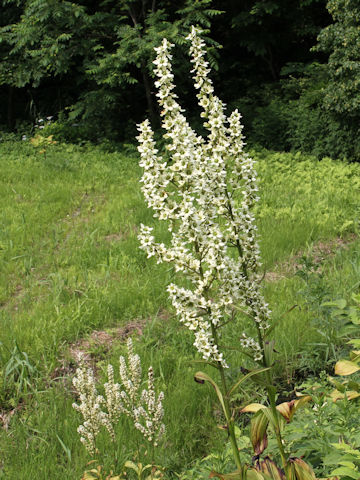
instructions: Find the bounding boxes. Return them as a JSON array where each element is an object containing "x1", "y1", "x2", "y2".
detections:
[{"x1": 0, "y1": 140, "x2": 359, "y2": 479}]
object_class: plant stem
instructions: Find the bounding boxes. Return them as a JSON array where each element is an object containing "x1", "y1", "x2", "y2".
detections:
[
  {"x1": 212, "y1": 325, "x2": 242, "y2": 472},
  {"x1": 266, "y1": 375, "x2": 288, "y2": 473},
  {"x1": 257, "y1": 326, "x2": 289, "y2": 475},
  {"x1": 200, "y1": 252, "x2": 242, "y2": 471}
]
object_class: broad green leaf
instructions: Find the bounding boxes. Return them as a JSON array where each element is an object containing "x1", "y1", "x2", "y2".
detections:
[
  {"x1": 350, "y1": 350, "x2": 360, "y2": 361},
  {"x1": 329, "y1": 377, "x2": 346, "y2": 392},
  {"x1": 347, "y1": 380, "x2": 360, "y2": 392},
  {"x1": 187, "y1": 359, "x2": 219, "y2": 369},
  {"x1": 246, "y1": 469, "x2": 266, "y2": 480},
  {"x1": 330, "y1": 467, "x2": 359, "y2": 479},
  {"x1": 331, "y1": 442, "x2": 360, "y2": 458},
  {"x1": 264, "y1": 340, "x2": 276, "y2": 367},
  {"x1": 322, "y1": 299, "x2": 347, "y2": 309}
]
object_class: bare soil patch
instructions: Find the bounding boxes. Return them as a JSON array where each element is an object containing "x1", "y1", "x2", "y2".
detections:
[
  {"x1": 68, "y1": 319, "x2": 145, "y2": 364},
  {"x1": 55, "y1": 309, "x2": 171, "y2": 382},
  {"x1": 0, "y1": 405, "x2": 22, "y2": 430},
  {"x1": 104, "y1": 225, "x2": 138, "y2": 243},
  {"x1": 265, "y1": 233, "x2": 357, "y2": 282},
  {"x1": 0, "y1": 284, "x2": 24, "y2": 311},
  {"x1": 104, "y1": 233, "x2": 125, "y2": 242}
]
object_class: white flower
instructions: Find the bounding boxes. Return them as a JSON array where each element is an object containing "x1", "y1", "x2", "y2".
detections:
[
  {"x1": 72, "y1": 364, "x2": 105, "y2": 454},
  {"x1": 133, "y1": 367, "x2": 165, "y2": 445},
  {"x1": 137, "y1": 27, "x2": 271, "y2": 365},
  {"x1": 72, "y1": 339, "x2": 165, "y2": 453}
]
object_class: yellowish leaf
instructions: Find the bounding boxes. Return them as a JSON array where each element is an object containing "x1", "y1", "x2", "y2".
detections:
[
  {"x1": 241, "y1": 403, "x2": 266, "y2": 413},
  {"x1": 250, "y1": 410, "x2": 269, "y2": 455},
  {"x1": 335, "y1": 360, "x2": 360, "y2": 376},
  {"x1": 210, "y1": 469, "x2": 243, "y2": 479},
  {"x1": 331, "y1": 389, "x2": 360, "y2": 402}
]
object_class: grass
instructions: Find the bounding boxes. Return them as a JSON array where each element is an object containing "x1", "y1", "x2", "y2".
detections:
[
  {"x1": 0, "y1": 142, "x2": 168, "y2": 364},
  {"x1": 0, "y1": 140, "x2": 359, "y2": 479}
]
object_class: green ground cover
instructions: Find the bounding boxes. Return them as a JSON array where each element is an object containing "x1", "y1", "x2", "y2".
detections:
[{"x1": 0, "y1": 140, "x2": 359, "y2": 479}]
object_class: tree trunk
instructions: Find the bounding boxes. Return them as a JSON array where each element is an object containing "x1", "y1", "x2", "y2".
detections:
[
  {"x1": 141, "y1": 64, "x2": 158, "y2": 128},
  {"x1": 265, "y1": 45, "x2": 279, "y2": 81},
  {"x1": 7, "y1": 86, "x2": 15, "y2": 130}
]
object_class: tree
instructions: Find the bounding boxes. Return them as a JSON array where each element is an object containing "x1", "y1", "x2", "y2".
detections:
[
  {"x1": 85, "y1": 0, "x2": 222, "y2": 126},
  {"x1": 0, "y1": 0, "x2": 94, "y2": 127},
  {"x1": 0, "y1": 0, "x2": 26, "y2": 127},
  {"x1": 0, "y1": 0, "x2": 222, "y2": 130},
  {"x1": 0, "y1": 0, "x2": 91, "y2": 87},
  {"x1": 315, "y1": 0, "x2": 360, "y2": 116}
]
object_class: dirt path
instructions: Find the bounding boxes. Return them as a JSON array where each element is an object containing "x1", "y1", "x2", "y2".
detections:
[{"x1": 265, "y1": 233, "x2": 358, "y2": 282}]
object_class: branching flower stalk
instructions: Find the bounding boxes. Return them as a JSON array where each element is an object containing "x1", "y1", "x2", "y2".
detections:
[
  {"x1": 72, "y1": 362, "x2": 108, "y2": 455},
  {"x1": 72, "y1": 339, "x2": 165, "y2": 461},
  {"x1": 137, "y1": 27, "x2": 289, "y2": 475}
]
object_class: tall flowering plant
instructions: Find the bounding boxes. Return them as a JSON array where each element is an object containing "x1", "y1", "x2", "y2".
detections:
[
  {"x1": 137, "y1": 27, "x2": 314, "y2": 480},
  {"x1": 137, "y1": 27, "x2": 270, "y2": 365}
]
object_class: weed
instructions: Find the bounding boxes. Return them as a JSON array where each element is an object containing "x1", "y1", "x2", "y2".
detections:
[{"x1": 0, "y1": 341, "x2": 37, "y2": 409}]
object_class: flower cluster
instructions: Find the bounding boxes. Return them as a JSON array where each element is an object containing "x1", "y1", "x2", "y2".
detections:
[
  {"x1": 134, "y1": 367, "x2": 165, "y2": 446},
  {"x1": 72, "y1": 362, "x2": 109, "y2": 455},
  {"x1": 118, "y1": 338, "x2": 142, "y2": 418},
  {"x1": 72, "y1": 339, "x2": 165, "y2": 454},
  {"x1": 34, "y1": 116, "x2": 53, "y2": 130},
  {"x1": 21, "y1": 116, "x2": 54, "y2": 142},
  {"x1": 137, "y1": 27, "x2": 271, "y2": 364}
]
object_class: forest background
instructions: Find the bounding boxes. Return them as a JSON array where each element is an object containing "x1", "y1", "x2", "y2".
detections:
[{"x1": 1, "y1": 0, "x2": 359, "y2": 161}]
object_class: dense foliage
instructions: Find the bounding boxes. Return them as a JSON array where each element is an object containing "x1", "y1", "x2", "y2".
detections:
[
  {"x1": 0, "y1": 0, "x2": 222, "y2": 138},
  {"x1": 1, "y1": 0, "x2": 359, "y2": 160},
  {"x1": 315, "y1": 0, "x2": 360, "y2": 116}
]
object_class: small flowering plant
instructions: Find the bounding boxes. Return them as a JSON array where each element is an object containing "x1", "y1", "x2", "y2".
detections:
[
  {"x1": 72, "y1": 338, "x2": 165, "y2": 464},
  {"x1": 137, "y1": 27, "x2": 316, "y2": 480}
]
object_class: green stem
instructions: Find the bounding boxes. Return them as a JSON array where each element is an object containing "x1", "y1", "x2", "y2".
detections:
[
  {"x1": 198, "y1": 243, "x2": 242, "y2": 472},
  {"x1": 212, "y1": 325, "x2": 242, "y2": 472},
  {"x1": 227, "y1": 177, "x2": 289, "y2": 476},
  {"x1": 150, "y1": 441, "x2": 155, "y2": 466},
  {"x1": 257, "y1": 326, "x2": 289, "y2": 476},
  {"x1": 266, "y1": 374, "x2": 288, "y2": 473}
]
